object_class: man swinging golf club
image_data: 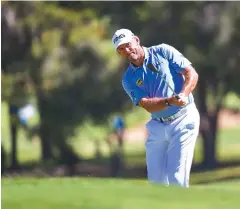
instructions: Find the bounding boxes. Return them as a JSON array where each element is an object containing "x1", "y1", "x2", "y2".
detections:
[{"x1": 112, "y1": 29, "x2": 200, "y2": 188}]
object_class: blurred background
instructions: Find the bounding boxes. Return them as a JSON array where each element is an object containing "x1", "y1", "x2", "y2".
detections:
[{"x1": 1, "y1": 1, "x2": 240, "y2": 184}]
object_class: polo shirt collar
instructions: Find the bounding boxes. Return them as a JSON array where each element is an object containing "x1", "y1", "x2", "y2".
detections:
[{"x1": 130, "y1": 46, "x2": 149, "y2": 70}]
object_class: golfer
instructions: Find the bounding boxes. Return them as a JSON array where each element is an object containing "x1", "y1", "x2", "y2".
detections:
[{"x1": 112, "y1": 28, "x2": 200, "y2": 188}]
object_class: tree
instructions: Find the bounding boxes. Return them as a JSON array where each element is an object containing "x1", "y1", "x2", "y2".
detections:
[
  {"x1": 186, "y1": 2, "x2": 240, "y2": 167},
  {"x1": 2, "y1": 1, "x2": 239, "y2": 171},
  {"x1": 92, "y1": 1, "x2": 240, "y2": 168},
  {"x1": 1, "y1": 1, "x2": 130, "y2": 170}
]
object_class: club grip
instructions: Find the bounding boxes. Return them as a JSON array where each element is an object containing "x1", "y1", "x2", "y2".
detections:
[{"x1": 175, "y1": 95, "x2": 180, "y2": 99}]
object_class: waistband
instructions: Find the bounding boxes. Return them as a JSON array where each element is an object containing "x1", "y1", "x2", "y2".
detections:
[{"x1": 154, "y1": 103, "x2": 194, "y2": 123}]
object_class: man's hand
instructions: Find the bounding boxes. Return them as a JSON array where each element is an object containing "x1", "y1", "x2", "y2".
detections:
[
  {"x1": 178, "y1": 93, "x2": 189, "y2": 104},
  {"x1": 168, "y1": 94, "x2": 188, "y2": 106}
]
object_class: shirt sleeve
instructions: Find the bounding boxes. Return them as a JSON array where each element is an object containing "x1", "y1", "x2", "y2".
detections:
[
  {"x1": 122, "y1": 78, "x2": 148, "y2": 106},
  {"x1": 158, "y1": 43, "x2": 192, "y2": 73}
]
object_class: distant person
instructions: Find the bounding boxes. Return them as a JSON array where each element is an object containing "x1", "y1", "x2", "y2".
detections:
[
  {"x1": 108, "y1": 116, "x2": 126, "y2": 177},
  {"x1": 112, "y1": 116, "x2": 125, "y2": 150},
  {"x1": 111, "y1": 28, "x2": 200, "y2": 188},
  {"x1": 7, "y1": 77, "x2": 36, "y2": 168},
  {"x1": 9, "y1": 78, "x2": 36, "y2": 137}
]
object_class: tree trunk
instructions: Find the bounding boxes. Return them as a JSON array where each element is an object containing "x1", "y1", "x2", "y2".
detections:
[
  {"x1": 202, "y1": 112, "x2": 219, "y2": 168},
  {"x1": 201, "y1": 126, "x2": 217, "y2": 168},
  {"x1": 198, "y1": 77, "x2": 218, "y2": 168},
  {"x1": 10, "y1": 122, "x2": 18, "y2": 169},
  {"x1": 39, "y1": 123, "x2": 53, "y2": 161},
  {"x1": 1, "y1": 145, "x2": 7, "y2": 174},
  {"x1": 37, "y1": 94, "x2": 53, "y2": 161},
  {"x1": 57, "y1": 138, "x2": 80, "y2": 176}
]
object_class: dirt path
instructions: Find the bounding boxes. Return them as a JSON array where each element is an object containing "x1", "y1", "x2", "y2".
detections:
[
  {"x1": 123, "y1": 109, "x2": 240, "y2": 143},
  {"x1": 218, "y1": 109, "x2": 240, "y2": 129}
]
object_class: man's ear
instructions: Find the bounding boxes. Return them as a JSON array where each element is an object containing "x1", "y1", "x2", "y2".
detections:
[{"x1": 134, "y1": 36, "x2": 140, "y2": 45}]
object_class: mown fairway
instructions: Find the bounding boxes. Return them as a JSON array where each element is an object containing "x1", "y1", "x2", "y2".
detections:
[{"x1": 2, "y1": 177, "x2": 240, "y2": 209}]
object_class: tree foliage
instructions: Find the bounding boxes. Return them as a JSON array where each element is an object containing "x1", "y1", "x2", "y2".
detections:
[{"x1": 1, "y1": 1, "x2": 240, "y2": 169}]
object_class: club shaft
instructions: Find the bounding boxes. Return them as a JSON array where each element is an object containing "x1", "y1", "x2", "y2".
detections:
[{"x1": 148, "y1": 64, "x2": 180, "y2": 99}]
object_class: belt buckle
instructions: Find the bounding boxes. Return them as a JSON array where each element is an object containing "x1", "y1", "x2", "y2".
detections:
[
  {"x1": 166, "y1": 116, "x2": 174, "y2": 122},
  {"x1": 160, "y1": 111, "x2": 180, "y2": 123},
  {"x1": 160, "y1": 116, "x2": 173, "y2": 123}
]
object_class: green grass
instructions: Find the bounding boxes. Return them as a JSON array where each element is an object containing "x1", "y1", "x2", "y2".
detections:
[
  {"x1": 2, "y1": 177, "x2": 240, "y2": 209},
  {"x1": 191, "y1": 166, "x2": 240, "y2": 184},
  {"x1": 193, "y1": 128, "x2": 240, "y2": 164}
]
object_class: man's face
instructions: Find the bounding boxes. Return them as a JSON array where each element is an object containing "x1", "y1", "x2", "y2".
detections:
[{"x1": 116, "y1": 37, "x2": 141, "y2": 62}]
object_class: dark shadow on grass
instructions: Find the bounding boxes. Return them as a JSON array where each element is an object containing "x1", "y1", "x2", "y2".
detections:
[
  {"x1": 193, "y1": 176, "x2": 240, "y2": 185},
  {"x1": 2, "y1": 153, "x2": 240, "y2": 186},
  {"x1": 191, "y1": 160, "x2": 240, "y2": 172}
]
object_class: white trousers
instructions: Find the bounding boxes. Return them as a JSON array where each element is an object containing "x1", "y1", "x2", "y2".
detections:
[{"x1": 145, "y1": 103, "x2": 200, "y2": 188}]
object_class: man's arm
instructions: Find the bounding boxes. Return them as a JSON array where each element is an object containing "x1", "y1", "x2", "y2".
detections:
[
  {"x1": 179, "y1": 65, "x2": 199, "y2": 96},
  {"x1": 158, "y1": 43, "x2": 199, "y2": 97},
  {"x1": 139, "y1": 96, "x2": 185, "y2": 112},
  {"x1": 138, "y1": 63, "x2": 199, "y2": 112},
  {"x1": 139, "y1": 97, "x2": 168, "y2": 112}
]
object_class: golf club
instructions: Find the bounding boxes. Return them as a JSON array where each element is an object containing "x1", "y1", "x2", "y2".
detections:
[{"x1": 147, "y1": 63, "x2": 180, "y2": 99}]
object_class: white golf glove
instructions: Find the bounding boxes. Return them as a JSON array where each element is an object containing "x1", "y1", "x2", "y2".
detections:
[{"x1": 178, "y1": 93, "x2": 189, "y2": 105}]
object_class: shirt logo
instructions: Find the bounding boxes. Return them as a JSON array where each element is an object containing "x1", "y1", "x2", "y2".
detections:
[
  {"x1": 136, "y1": 78, "x2": 143, "y2": 86},
  {"x1": 113, "y1": 34, "x2": 125, "y2": 44}
]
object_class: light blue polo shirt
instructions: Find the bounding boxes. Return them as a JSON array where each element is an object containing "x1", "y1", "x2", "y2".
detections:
[{"x1": 122, "y1": 43, "x2": 194, "y2": 119}]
